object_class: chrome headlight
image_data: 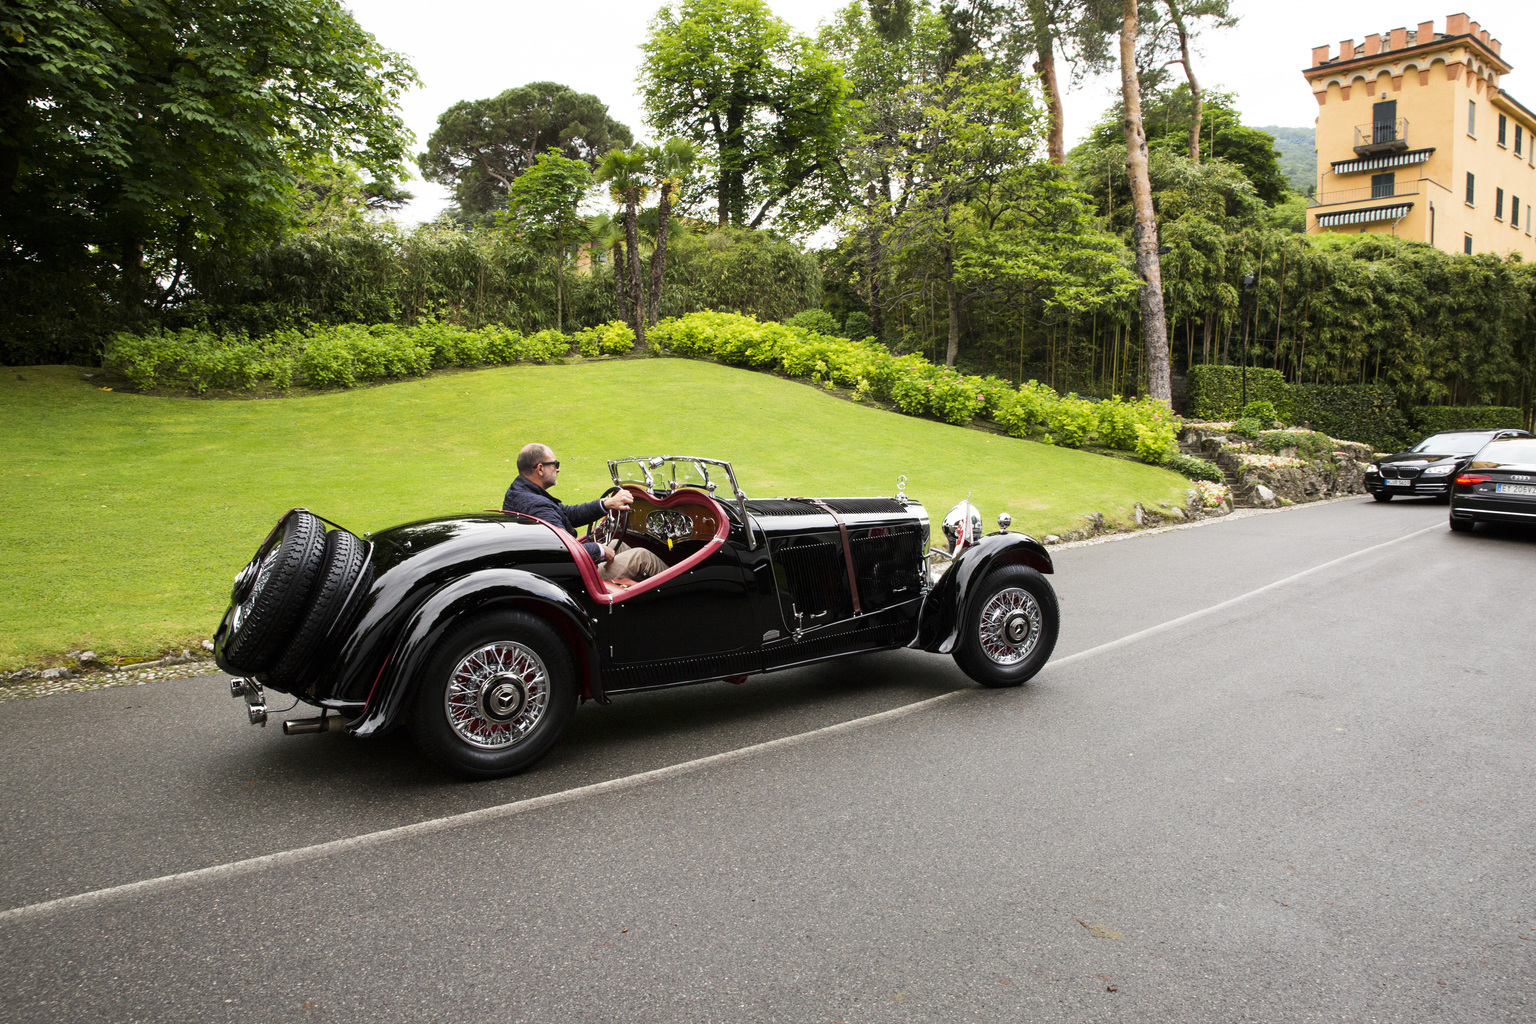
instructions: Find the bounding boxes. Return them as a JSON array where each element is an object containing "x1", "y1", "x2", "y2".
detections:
[
  {"x1": 941, "y1": 500, "x2": 983, "y2": 553},
  {"x1": 1423, "y1": 464, "x2": 1455, "y2": 476}
]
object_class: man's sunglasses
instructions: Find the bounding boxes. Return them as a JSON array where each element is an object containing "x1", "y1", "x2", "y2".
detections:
[{"x1": 538, "y1": 460, "x2": 561, "y2": 469}]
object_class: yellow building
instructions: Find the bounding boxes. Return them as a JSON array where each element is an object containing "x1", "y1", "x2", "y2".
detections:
[{"x1": 1305, "y1": 12, "x2": 1536, "y2": 258}]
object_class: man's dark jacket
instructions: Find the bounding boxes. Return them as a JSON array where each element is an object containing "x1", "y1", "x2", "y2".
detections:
[{"x1": 502, "y1": 475, "x2": 606, "y2": 560}]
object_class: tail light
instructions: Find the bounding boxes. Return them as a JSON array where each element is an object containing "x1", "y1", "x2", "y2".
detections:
[{"x1": 1455, "y1": 473, "x2": 1490, "y2": 486}]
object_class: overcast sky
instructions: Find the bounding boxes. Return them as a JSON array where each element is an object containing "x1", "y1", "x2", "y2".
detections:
[{"x1": 342, "y1": 1, "x2": 1532, "y2": 224}]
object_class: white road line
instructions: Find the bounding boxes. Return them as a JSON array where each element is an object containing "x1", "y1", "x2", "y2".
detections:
[{"x1": 0, "y1": 520, "x2": 1441, "y2": 928}]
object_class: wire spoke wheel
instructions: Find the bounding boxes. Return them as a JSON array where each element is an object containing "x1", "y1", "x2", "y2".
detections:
[
  {"x1": 976, "y1": 586, "x2": 1042, "y2": 665},
  {"x1": 443, "y1": 641, "x2": 551, "y2": 750}
]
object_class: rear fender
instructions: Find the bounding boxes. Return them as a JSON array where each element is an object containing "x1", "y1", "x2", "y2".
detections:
[
  {"x1": 349, "y1": 569, "x2": 599, "y2": 738},
  {"x1": 914, "y1": 533, "x2": 1053, "y2": 654}
]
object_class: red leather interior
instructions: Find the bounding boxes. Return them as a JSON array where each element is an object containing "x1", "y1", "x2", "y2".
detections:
[{"x1": 503, "y1": 488, "x2": 730, "y2": 606}]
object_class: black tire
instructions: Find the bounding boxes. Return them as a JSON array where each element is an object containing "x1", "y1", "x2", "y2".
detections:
[
  {"x1": 953, "y1": 564, "x2": 1059, "y2": 688},
  {"x1": 409, "y1": 611, "x2": 576, "y2": 779},
  {"x1": 263, "y1": 529, "x2": 368, "y2": 692},
  {"x1": 221, "y1": 511, "x2": 328, "y2": 675},
  {"x1": 1372, "y1": 491, "x2": 1393, "y2": 502},
  {"x1": 1448, "y1": 514, "x2": 1475, "y2": 533}
]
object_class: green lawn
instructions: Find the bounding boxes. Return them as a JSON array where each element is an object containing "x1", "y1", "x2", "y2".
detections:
[{"x1": 0, "y1": 359, "x2": 1190, "y2": 668}]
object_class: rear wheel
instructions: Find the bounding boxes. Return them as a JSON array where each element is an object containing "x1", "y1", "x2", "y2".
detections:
[
  {"x1": 220, "y1": 511, "x2": 328, "y2": 675},
  {"x1": 1448, "y1": 514, "x2": 1475, "y2": 533},
  {"x1": 1372, "y1": 492, "x2": 1393, "y2": 502},
  {"x1": 410, "y1": 611, "x2": 576, "y2": 779},
  {"x1": 954, "y1": 564, "x2": 1059, "y2": 688}
]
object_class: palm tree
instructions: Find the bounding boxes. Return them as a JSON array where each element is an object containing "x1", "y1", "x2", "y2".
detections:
[
  {"x1": 646, "y1": 139, "x2": 696, "y2": 326},
  {"x1": 595, "y1": 147, "x2": 651, "y2": 349}
]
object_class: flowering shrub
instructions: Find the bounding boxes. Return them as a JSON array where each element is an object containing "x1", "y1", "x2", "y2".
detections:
[
  {"x1": 1164, "y1": 452, "x2": 1222, "y2": 481},
  {"x1": 1195, "y1": 480, "x2": 1231, "y2": 507},
  {"x1": 928, "y1": 372, "x2": 985, "y2": 426},
  {"x1": 1232, "y1": 452, "x2": 1307, "y2": 469}
]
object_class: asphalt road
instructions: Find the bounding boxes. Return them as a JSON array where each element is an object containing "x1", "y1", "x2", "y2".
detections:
[{"x1": 2, "y1": 497, "x2": 1533, "y2": 1023}]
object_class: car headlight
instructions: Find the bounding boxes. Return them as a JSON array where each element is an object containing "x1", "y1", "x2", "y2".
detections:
[
  {"x1": 1365, "y1": 464, "x2": 1379, "y2": 475},
  {"x1": 1423, "y1": 464, "x2": 1454, "y2": 476}
]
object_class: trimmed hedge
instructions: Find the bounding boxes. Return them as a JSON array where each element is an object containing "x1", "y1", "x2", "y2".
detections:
[
  {"x1": 1411, "y1": 405, "x2": 1526, "y2": 433},
  {"x1": 1186, "y1": 364, "x2": 1412, "y2": 450},
  {"x1": 103, "y1": 321, "x2": 571, "y2": 392},
  {"x1": 1186, "y1": 365, "x2": 1291, "y2": 420},
  {"x1": 1290, "y1": 384, "x2": 1411, "y2": 452}
]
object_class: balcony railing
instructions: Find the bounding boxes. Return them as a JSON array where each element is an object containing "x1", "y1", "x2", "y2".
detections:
[
  {"x1": 1308, "y1": 182, "x2": 1422, "y2": 208},
  {"x1": 1354, "y1": 117, "x2": 1410, "y2": 155}
]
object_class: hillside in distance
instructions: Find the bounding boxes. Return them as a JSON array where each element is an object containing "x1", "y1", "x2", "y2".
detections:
[{"x1": 1258, "y1": 125, "x2": 1317, "y2": 196}]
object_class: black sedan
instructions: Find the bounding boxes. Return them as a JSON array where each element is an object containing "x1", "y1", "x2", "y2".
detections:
[
  {"x1": 1449, "y1": 436, "x2": 1536, "y2": 532},
  {"x1": 1365, "y1": 429, "x2": 1533, "y2": 502}
]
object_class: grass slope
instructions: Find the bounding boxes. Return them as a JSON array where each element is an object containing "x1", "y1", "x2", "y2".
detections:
[{"x1": 0, "y1": 360, "x2": 1190, "y2": 668}]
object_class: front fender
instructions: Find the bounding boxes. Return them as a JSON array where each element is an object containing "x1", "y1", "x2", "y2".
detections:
[
  {"x1": 349, "y1": 568, "x2": 599, "y2": 738},
  {"x1": 914, "y1": 533, "x2": 1054, "y2": 654}
]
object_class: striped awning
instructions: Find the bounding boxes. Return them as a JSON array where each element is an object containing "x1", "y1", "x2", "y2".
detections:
[
  {"x1": 1330, "y1": 148, "x2": 1434, "y2": 174},
  {"x1": 1316, "y1": 202, "x2": 1414, "y2": 227}
]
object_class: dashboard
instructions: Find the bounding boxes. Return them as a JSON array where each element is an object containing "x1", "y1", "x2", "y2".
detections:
[{"x1": 629, "y1": 496, "x2": 720, "y2": 544}]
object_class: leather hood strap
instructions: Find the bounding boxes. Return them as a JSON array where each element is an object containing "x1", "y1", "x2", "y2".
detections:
[{"x1": 795, "y1": 498, "x2": 862, "y2": 616}]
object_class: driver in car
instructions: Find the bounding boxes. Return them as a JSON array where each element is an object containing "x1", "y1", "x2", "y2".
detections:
[{"x1": 502, "y1": 443, "x2": 667, "y2": 583}]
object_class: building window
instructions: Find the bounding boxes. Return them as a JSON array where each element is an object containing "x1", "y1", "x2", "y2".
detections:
[
  {"x1": 1498, "y1": 113, "x2": 1508, "y2": 146},
  {"x1": 1468, "y1": 100, "x2": 1476, "y2": 136},
  {"x1": 1466, "y1": 172, "x2": 1475, "y2": 205},
  {"x1": 1496, "y1": 188, "x2": 1505, "y2": 220},
  {"x1": 1519, "y1": 124, "x2": 1526, "y2": 156},
  {"x1": 1371, "y1": 172, "x2": 1395, "y2": 198},
  {"x1": 1464, "y1": 235, "x2": 1473, "y2": 254},
  {"x1": 1515, "y1": 198, "x2": 1522, "y2": 229}
]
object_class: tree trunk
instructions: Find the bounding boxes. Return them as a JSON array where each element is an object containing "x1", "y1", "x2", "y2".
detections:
[
  {"x1": 648, "y1": 184, "x2": 672, "y2": 326},
  {"x1": 866, "y1": 180, "x2": 884, "y2": 338},
  {"x1": 1029, "y1": 1, "x2": 1065, "y2": 165},
  {"x1": 625, "y1": 187, "x2": 646, "y2": 349},
  {"x1": 1118, "y1": 0, "x2": 1172, "y2": 404},
  {"x1": 613, "y1": 240, "x2": 629, "y2": 321},
  {"x1": 1166, "y1": 1, "x2": 1203, "y2": 164}
]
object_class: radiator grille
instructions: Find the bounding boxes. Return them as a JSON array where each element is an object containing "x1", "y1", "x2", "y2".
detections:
[
  {"x1": 820, "y1": 497, "x2": 908, "y2": 515},
  {"x1": 746, "y1": 499, "x2": 821, "y2": 516}
]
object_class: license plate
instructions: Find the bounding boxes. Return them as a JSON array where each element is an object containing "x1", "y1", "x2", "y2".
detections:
[
  {"x1": 1386, "y1": 479, "x2": 1411, "y2": 487},
  {"x1": 1496, "y1": 483, "x2": 1536, "y2": 495}
]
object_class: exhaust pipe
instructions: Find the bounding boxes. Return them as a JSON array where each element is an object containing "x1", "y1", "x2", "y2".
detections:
[{"x1": 282, "y1": 713, "x2": 350, "y2": 735}]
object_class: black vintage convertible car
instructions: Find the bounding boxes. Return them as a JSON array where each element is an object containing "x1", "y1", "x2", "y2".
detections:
[{"x1": 213, "y1": 456, "x2": 1060, "y2": 778}]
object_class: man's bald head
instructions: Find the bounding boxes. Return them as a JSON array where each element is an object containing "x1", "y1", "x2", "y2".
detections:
[{"x1": 516, "y1": 443, "x2": 553, "y2": 477}]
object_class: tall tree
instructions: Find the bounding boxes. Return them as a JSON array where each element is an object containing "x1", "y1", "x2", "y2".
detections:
[
  {"x1": 640, "y1": 0, "x2": 852, "y2": 231},
  {"x1": 1147, "y1": 0, "x2": 1234, "y2": 164},
  {"x1": 646, "y1": 139, "x2": 697, "y2": 326},
  {"x1": 885, "y1": 55, "x2": 1042, "y2": 366},
  {"x1": 419, "y1": 83, "x2": 632, "y2": 215},
  {"x1": 0, "y1": 0, "x2": 417, "y2": 331},
  {"x1": 1117, "y1": 0, "x2": 1172, "y2": 402},
  {"x1": 504, "y1": 150, "x2": 594, "y2": 332},
  {"x1": 595, "y1": 148, "x2": 651, "y2": 348}
]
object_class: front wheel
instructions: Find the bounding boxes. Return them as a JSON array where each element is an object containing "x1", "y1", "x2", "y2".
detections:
[
  {"x1": 410, "y1": 611, "x2": 576, "y2": 779},
  {"x1": 953, "y1": 564, "x2": 1059, "y2": 688},
  {"x1": 1372, "y1": 491, "x2": 1393, "y2": 502}
]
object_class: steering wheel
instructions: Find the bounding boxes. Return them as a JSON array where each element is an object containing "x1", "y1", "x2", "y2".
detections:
[{"x1": 587, "y1": 486, "x2": 629, "y2": 552}]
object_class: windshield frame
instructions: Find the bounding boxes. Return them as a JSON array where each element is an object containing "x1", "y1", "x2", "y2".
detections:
[{"x1": 607, "y1": 455, "x2": 756, "y2": 550}]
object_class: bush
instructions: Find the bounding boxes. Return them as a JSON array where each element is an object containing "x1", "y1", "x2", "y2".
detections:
[
  {"x1": 842, "y1": 311, "x2": 873, "y2": 340},
  {"x1": 1046, "y1": 396, "x2": 1098, "y2": 448},
  {"x1": 1411, "y1": 405, "x2": 1526, "y2": 433},
  {"x1": 1230, "y1": 416, "x2": 1263, "y2": 439},
  {"x1": 1164, "y1": 452, "x2": 1223, "y2": 482},
  {"x1": 1094, "y1": 397, "x2": 1140, "y2": 451},
  {"x1": 1241, "y1": 400, "x2": 1283, "y2": 427},
  {"x1": 574, "y1": 321, "x2": 633, "y2": 357},
  {"x1": 928, "y1": 372, "x2": 986, "y2": 426},
  {"x1": 993, "y1": 381, "x2": 1057, "y2": 439},
  {"x1": 785, "y1": 308, "x2": 840, "y2": 335},
  {"x1": 1258, "y1": 430, "x2": 1336, "y2": 460},
  {"x1": 1186, "y1": 365, "x2": 1291, "y2": 420}
]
